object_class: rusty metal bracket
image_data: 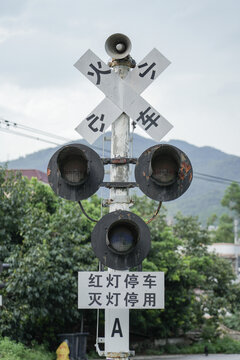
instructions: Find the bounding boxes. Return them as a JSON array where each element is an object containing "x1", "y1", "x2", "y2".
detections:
[
  {"x1": 102, "y1": 157, "x2": 137, "y2": 165},
  {"x1": 101, "y1": 182, "x2": 137, "y2": 189},
  {"x1": 102, "y1": 197, "x2": 134, "y2": 207},
  {"x1": 108, "y1": 55, "x2": 136, "y2": 68}
]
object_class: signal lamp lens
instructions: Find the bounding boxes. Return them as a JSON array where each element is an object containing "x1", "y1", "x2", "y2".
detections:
[
  {"x1": 107, "y1": 221, "x2": 138, "y2": 254},
  {"x1": 57, "y1": 147, "x2": 88, "y2": 186},
  {"x1": 151, "y1": 147, "x2": 180, "y2": 186}
]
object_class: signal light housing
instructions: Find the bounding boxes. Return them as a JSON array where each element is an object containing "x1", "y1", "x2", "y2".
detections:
[
  {"x1": 47, "y1": 143, "x2": 104, "y2": 201},
  {"x1": 135, "y1": 144, "x2": 193, "y2": 202},
  {"x1": 91, "y1": 210, "x2": 151, "y2": 270}
]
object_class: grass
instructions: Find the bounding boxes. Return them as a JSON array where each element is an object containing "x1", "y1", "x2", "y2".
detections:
[
  {"x1": 2, "y1": 335, "x2": 240, "y2": 359},
  {"x1": 144, "y1": 337, "x2": 240, "y2": 355},
  {"x1": 0, "y1": 337, "x2": 55, "y2": 360}
]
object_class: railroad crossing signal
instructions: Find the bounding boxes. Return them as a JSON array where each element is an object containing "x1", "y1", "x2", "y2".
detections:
[
  {"x1": 47, "y1": 32, "x2": 193, "y2": 358},
  {"x1": 47, "y1": 142, "x2": 192, "y2": 205},
  {"x1": 47, "y1": 145, "x2": 152, "y2": 271},
  {"x1": 47, "y1": 143, "x2": 192, "y2": 270},
  {"x1": 91, "y1": 210, "x2": 151, "y2": 271},
  {"x1": 48, "y1": 34, "x2": 193, "y2": 272},
  {"x1": 47, "y1": 143, "x2": 104, "y2": 201},
  {"x1": 74, "y1": 46, "x2": 172, "y2": 145},
  {"x1": 135, "y1": 144, "x2": 193, "y2": 202}
]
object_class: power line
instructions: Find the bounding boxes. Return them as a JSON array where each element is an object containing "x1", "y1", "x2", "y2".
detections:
[
  {"x1": 0, "y1": 117, "x2": 72, "y2": 142},
  {"x1": 195, "y1": 171, "x2": 240, "y2": 184},
  {"x1": 194, "y1": 175, "x2": 238, "y2": 185},
  {"x1": 0, "y1": 116, "x2": 111, "y2": 154},
  {"x1": 0, "y1": 117, "x2": 239, "y2": 185},
  {"x1": 0, "y1": 127, "x2": 61, "y2": 146}
]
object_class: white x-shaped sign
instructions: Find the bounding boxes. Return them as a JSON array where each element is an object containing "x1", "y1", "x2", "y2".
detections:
[{"x1": 74, "y1": 48, "x2": 172, "y2": 144}]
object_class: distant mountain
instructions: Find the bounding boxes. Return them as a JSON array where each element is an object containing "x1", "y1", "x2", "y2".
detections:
[{"x1": 2, "y1": 133, "x2": 240, "y2": 224}]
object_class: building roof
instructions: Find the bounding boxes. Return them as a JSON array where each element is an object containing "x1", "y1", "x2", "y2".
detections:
[
  {"x1": 8, "y1": 169, "x2": 48, "y2": 184},
  {"x1": 208, "y1": 242, "x2": 240, "y2": 258}
]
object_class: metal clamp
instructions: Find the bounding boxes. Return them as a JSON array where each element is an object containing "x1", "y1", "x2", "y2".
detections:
[
  {"x1": 101, "y1": 182, "x2": 137, "y2": 189},
  {"x1": 102, "y1": 197, "x2": 134, "y2": 207},
  {"x1": 102, "y1": 157, "x2": 137, "y2": 165}
]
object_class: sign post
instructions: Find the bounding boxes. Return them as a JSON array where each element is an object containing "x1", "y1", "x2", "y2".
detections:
[
  {"x1": 47, "y1": 32, "x2": 193, "y2": 360},
  {"x1": 74, "y1": 32, "x2": 170, "y2": 360},
  {"x1": 107, "y1": 61, "x2": 131, "y2": 357},
  {"x1": 53, "y1": 32, "x2": 192, "y2": 360},
  {"x1": 78, "y1": 271, "x2": 165, "y2": 356},
  {"x1": 73, "y1": 33, "x2": 170, "y2": 360}
]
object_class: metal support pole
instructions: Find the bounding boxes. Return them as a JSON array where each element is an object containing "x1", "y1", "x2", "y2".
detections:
[
  {"x1": 109, "y1": 65, "x2": 130, "y2": 213},
  {"x1": 105, "y1": 64, "x2": 131, "y2": 360},
  {"x1": 234, "y1": 218, "x2": 238, "y2": 244}
]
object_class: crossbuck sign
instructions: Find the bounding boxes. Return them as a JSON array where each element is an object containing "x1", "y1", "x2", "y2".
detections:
[{"x1": 74, "y1": 48, "x2": 172, "y2": 144}]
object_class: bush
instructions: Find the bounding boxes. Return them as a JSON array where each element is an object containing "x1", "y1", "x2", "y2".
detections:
[
  {"x1": 162, "y1": 337, "x2": 240, "y2": 355},
  {"x1": 142, "y1": 336, "x2": 240, "y2": 355},
  {"x1": 0, "y1": 168, "x2": 99, "y2": 347},
  {"x1": 0, "y1": 337, "x2": 55, "y2": 360},
  {"x1": 223, "y1": 311, "x2": 240, "y2": 331}
]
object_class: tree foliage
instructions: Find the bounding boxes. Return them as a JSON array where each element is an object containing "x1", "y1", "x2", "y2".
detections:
[
  {"x1": 130, "y1": 202, "x2": 236, "y2": 339},
  {"x1": 221, "y1": 182, "x2": 240, "y2": 217},
  {"x1": 0, "y1": 167, "x2": 238, "y2": 348},
  {"x1": 0, "y1": 167, "x2": 99, "y2": 346},
  {"x1": 211, "y1": 213, "x2": 234, "y2": 243},
  {"x1": 207, "y1": 182, "x2": 240, "y2": 243}
]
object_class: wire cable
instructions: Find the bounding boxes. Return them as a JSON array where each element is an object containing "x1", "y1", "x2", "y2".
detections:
[
  {"x1": 78, "y1": 201, "x2": 98, "y2": 222},
  {"x1": 195, "y1": 171, "x2": 240, "y2": 184},
  {"x1": 0, "y1": 117, "x2": 72, "y2": 142},
  {"x1": 0, "y1": 127, "x2": 61, "y2": 146},
  {"x1": 146, "y1": 201, "x2": 162, "y2": 224},
  {"x1": 1, "y1": 117, "x2": 240, "y2": 185},
  {"x1": 194, "y1": 175, "x2": 240, "y2": 185},
  {"x1": 0, "y1": 116, "x2": 111, "y2": 154}
]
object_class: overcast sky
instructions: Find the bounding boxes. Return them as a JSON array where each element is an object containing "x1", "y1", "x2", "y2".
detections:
[{"x1": 0, "y1": 0, "x2": 240, "y2": 162}]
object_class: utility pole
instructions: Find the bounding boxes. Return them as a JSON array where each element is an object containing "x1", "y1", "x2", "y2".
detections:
[
  {"x1": 107, "y1": 60, "x2": 131, "y2": 359},
  {"x1": 110, "y1": 67, "x2": 130, "y2": 213}
]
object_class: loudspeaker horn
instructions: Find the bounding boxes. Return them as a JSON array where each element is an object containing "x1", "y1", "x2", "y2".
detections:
[{"x1": 105, "y1": 33, "x2": 132, "y2": 59}]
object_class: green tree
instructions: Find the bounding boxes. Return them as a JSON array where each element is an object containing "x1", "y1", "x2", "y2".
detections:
[
  {"x1": 221, "y1": 182, "x2": 240, "y2": 216},
  {"x1": 176, "y1": 212, "x2": 236, "y2": 334},
  {"x1": 222, "y1": 281, "x2": 240, "y2": 331},
  {"x1": 173, "y1": 213, "x2": 209, "y2": 255},
  {"x1": 0, "y1": 167, "x2": 29, "y2": 258},
  {"x1": 212, "y1": 213, "x2": 234, "y2": 243},
  {"x1": 223, "y1": 311, "x2": 240, "y2": 331},
  {"x1": 207, "y1": 182, "x2": 240, "y2": 243},
  {"x1": 0, "y1": 167, "x2": 99, "y2": 346},
  {"x1": 0, "y1": 168, "x2": 238, "y2": 348},
  {"x1": 130, "y1": 200, "x2": 236, "y2": 340}
]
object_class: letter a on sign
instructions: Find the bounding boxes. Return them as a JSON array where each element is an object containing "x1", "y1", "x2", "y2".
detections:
[
  {"x1": 111, "y1": 318, "x2": 123, "y2": 337},
  {"x1": 105, "y1": 309, "x2": 129, "y2": 352}
]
